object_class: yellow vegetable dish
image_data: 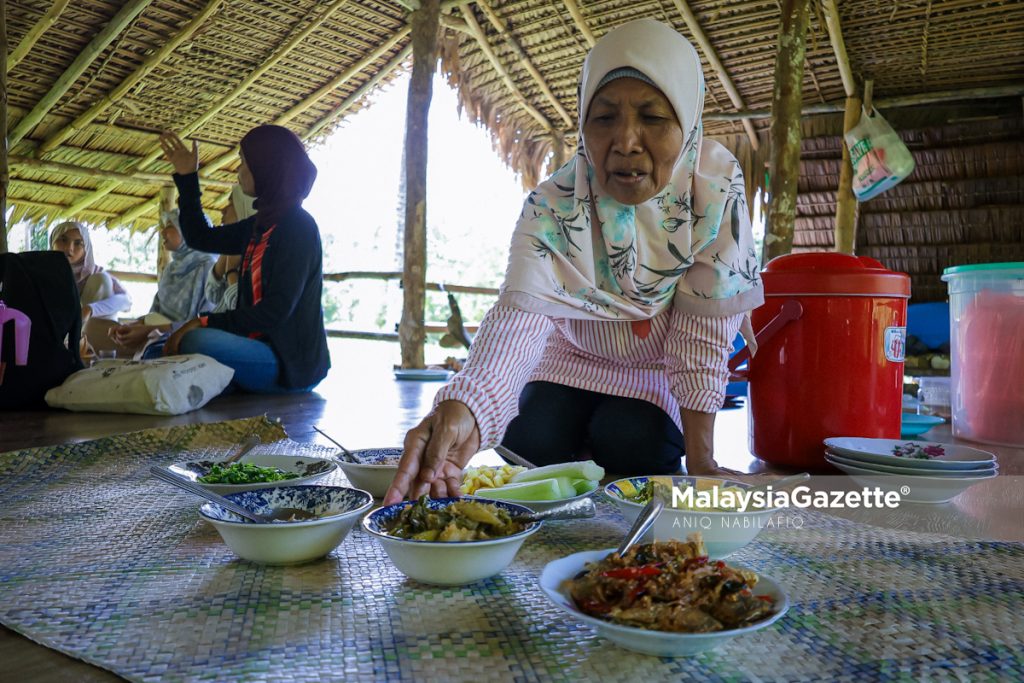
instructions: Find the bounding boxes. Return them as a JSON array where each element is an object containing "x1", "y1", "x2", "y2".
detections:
[{"x1": 384, "y1": 496, "x2": 527, "y2": 542}]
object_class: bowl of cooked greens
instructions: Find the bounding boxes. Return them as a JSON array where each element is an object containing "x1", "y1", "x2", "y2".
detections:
[
  {"x1": 169, "y1": 454, "x2": 338, "y2": 494},
  {"x1": 539, "y1": 535, "x2": 788, "y2": 656},
  {"x1": 200, "y1": 485, "x2": 373, "y2": 565},
  {"x1": 362, "y1": 496, "x2": 542, "y2": 585},
  {"x1": 604, "y1": 476, "x2": 784, "y2": 558}
]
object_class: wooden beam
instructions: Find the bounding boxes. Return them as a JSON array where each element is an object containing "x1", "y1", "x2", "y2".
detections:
[
  {"x1": 670, "y1": 0, "x2": 759, "y2": 150},
  {"x1": 38, "y1": 0, "x2": 224, "y2": 156},
  {"x1": 704, "y1": 84, "x2": 1024, "y2": 120},
  {"x1": 562, "y1": 0, "x2": 596, "y2": 47},
  {"x1": 834, "y1": 95, "x2": 861, "y2": 255},
  {"x1": 400, "y1": 0, "x2": 440, "y2": 369},
  {"x1": 64, "y1": 0, "x2": 353, "y2": 216},
  {"x1": 821, "y1": 0, "x2": 856, "y2": 97},
  {"x1": 459, "y1": 3, "x2": 557, "y2": 134},
  {"x1": 6, "y1": 197, "x2": 119, "y2": 219},
  {"x1": 765, "y1": 0, "x2": 811, "y2": 261},
  {"x1": 475, "y1": 0, "x2": 573, "y2": 127},
  {"x1": 6, "y1": 0, "x2": 71, "y2": 73},
  {"x1": 1, "y1": 0, "x2": 7, "y2": 253},
  {"x1": 10, "y1": 155, "x2": 233, "y2": 189},
  {"x1": 9, "y1": 0, "x2": 154, "y2": 146}
]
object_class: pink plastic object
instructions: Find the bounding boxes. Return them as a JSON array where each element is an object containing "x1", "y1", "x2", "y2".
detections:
[
  {"x1": 958, "y1": 291, "x2": 1024, "y2": 446},
  {"x1": 0, "y1": 301, "x2": 32, "y2": 366}
]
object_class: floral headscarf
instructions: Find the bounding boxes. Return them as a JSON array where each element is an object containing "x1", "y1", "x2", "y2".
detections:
[
  {"x1": 499, "y1": 18, "x2": 762, "y2": 319},
  {"x1": 49, "y1": 221, "x2": 127, "y2": 296}
]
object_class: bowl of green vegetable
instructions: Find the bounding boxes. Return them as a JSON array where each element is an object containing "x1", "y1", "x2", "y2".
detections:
[
  {"x1": 362, "y1": 496, "x2": 541, "y2": 585},
  {"x1": 604, "y1": 476, "x2": 784, "y2": 558},
  {"x1": 169, "y1": 454, "x2": 338, "y2": 495}
]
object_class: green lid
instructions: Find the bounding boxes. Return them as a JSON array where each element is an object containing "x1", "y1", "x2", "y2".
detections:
[{"x1": 942, "y1": 262, "x2": 1024, "y2": 278}]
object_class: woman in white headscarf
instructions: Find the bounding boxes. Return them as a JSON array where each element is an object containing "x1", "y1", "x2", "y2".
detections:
[
  {"x1": 50, "y1": 221, "x2": 132, "y2": 355},
  {"x1": 205, "y1": 184, "x2": 257, "y2": 313},
  {"x1": 386, "y1": 19, "x2": 763, "y2": 503}
]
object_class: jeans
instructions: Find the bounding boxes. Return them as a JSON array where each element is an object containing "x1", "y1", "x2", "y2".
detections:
[
  {"x1": 167, "y1": 328, "x2": 310, "y2": 394},
  {"x1": 501, "y1": 381, "x2": 685, "y2": 475}
]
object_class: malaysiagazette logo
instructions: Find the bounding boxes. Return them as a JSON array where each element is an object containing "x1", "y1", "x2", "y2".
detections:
[{"x1": 673, "y1": 484, "x2": 903, "y2": 511}]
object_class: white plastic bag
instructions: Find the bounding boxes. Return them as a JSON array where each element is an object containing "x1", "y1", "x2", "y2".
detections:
[
  {"x1": 844, "y1": 107, "x2": 915, "y2": 201},
  {"x1": 45, "y1": 354, "x2": 234, "y2": 415}
]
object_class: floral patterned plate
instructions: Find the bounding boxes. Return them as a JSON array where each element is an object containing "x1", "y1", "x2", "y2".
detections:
[{"x1": 823, "y1": 437, "x2": 996, "y2": 471}]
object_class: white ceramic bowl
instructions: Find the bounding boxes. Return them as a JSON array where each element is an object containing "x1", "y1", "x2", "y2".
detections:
[
  {"x1": 823, "y1": 453, "x2": 997, "y2": 504},
  {"x1": 169, "y1": 453, "x2": 338, "y2": 495},
  {"x1": 362, "y1": 497, "x2": 541, "y2": 585},
  {"x1": 604, "y1": 476, "x2": 784, "y2": 558},
  {"x1": 540, "y1": 549, "x2": 789, "y2": 657},
  {"x1": 335, "y1": 447, "x2": 403, "y2": 498},
  {"x1": 200, "y1": 485, "x2": 373, "y2": 565}
]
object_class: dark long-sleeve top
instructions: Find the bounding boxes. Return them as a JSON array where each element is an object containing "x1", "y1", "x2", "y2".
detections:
[{"x1": 173, "y1": 172, "x2": 330, "y2": 389}]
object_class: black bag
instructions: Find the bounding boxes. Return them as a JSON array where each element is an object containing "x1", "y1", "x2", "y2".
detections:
[{"x1": 0, "y1": 251, "x2": 85, "y2": 410}]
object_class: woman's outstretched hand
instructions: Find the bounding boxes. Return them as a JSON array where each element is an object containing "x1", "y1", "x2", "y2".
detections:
[
  {"x1": 159, "y1": 131, "x2": 199, "y2": 176},
  {"x1": 383, "y1": 400, "x2": 480, "y2": 505}
]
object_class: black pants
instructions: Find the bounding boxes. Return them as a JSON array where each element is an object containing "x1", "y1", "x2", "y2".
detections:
[{"x1": 501, "y1": 381, "x2": 684, "y2": 475}]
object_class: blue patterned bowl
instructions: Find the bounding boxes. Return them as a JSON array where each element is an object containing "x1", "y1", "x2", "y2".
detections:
[
  {"x1": 604, "y1": 476, "x2": 783, "y2": 558},
  {"x1": 200, "y1": 485, "x2": 373, "y2": 565},
  {"x1": 336, "y1": 447, "x2": 403, "y2": 498},
  {"x1": 362, "y1": 497, "x2": 541, "y2": 585}
]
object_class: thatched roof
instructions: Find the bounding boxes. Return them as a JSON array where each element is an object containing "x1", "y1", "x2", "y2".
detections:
[{"x1": 6, "y1": 0, "x2": 1024, "y2": 231}]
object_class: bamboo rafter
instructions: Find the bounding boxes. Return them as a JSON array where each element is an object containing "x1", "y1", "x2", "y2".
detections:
[
  {"x1": 563, "y1": 0, "x2": 596, "y2": 47},
  {"x1": 6, "y1": 0, "x2": 71, "y2": 74},
  {"x1": 821, "y1": 0, "x2": 856, "y2": 97},
  {"x1": 10, "y1": 155, "x2": 233, "y2": 190},
  {"x1": 9, "y1": 0, "x2": 154, "y2": 146},
  {"x1": 669, "y1": 0, "x2": 759, "y2": 150},
  {"x1": 475, "y1": 0, "x2": 573, "y2": 127},
  {"x1": 63, "y1": 0, "x2": 356, "y2": 218},
  {"x1": 458, "y1": 3, "x2": 558, "y2": 133},
  {"x1": 37, "y1": 0, "x2": 225, "y2": 156}
]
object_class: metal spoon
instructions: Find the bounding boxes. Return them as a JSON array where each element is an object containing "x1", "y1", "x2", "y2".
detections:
[
  {"x1": 222, "y1": 434, "x2": 261, "y2": 465},
  {"x1": 616, "y1": 494, "x2": 665, "y2": 556},
  {"x1": 149, "y1": 466, "x2": 316, "y2": 523},
  {"x1": 312, "y1": 425, "x2": 367, "y2": 464},
  {"x1": 494, "y1": 444, "x2": 538, "y2": 469},
  {"x1": 512, "y1": 496, "x2": 596, "y2": 523}
]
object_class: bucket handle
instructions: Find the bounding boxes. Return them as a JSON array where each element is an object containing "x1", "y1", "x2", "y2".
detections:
[{"x1": 728, "y1": 299, "x2": 803, "y2": 379}]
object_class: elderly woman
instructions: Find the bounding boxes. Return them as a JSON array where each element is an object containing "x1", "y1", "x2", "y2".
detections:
[
  {"x1": 50, "y1": 221, "x2": 132, "y2": 355},
  {"x1": 385, "y1": 19, "x2": 763, "y2": 504},
  {"x1": 158, "y1": 124, "x2": 330, "y2": 393}
]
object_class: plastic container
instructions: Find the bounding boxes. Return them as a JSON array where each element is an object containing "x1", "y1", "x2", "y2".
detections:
[
  {"x1": 747, "y1": 253, "x2": 910, "y2": 470},
  {"x1": 941, "y1": 262, "x2": 1024, "y2": 447},
  {"x1": 916, "y1": 376, "x2": 951, "y2": 419}
]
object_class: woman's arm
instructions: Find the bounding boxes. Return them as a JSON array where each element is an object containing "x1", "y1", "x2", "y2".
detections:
[{"x1": 384, "y1": 305, "x2": 555, "y2": 503}]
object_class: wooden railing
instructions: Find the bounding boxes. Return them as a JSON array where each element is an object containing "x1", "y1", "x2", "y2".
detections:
[{"x1": 110, "y1": 269, "x2": 495, "y2": 342}]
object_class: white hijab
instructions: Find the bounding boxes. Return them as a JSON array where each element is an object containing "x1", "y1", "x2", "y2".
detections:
[{"x1": 499, "y1": 18, "x2": 762, "y2": 320}]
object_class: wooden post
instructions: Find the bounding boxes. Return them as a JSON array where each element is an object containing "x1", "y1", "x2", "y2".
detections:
[
  {"x1": 1, "y1": 0, "x2": 8, "y2": 254},
  {"x1": 835, "y1": 95, "x2": 861, "y2": 254},
  {"x1": 399, "y1": 0, "x2": 440, "y2": 369},
  {"x1": 156, "y1": 187, "x2": 175, "y2": 274},
  {"x1": 765, "y1": 0, "x2": 811, "y2": 261}
]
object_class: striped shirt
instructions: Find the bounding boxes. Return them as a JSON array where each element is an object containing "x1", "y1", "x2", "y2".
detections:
[{"x1": 435, "y1": 305, "x2": 743, "y2": 449}]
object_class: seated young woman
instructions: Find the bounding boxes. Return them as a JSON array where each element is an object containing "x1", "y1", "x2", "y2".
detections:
[
  {"x1": 49, "y1": 221, "x2": 132, "y2": 357},
  {"x1": 204, "y1": 184, "x2": 256, "y2": 314},
  {"x1": 157, "y1": 124, "x2": 330, "y2": 394},
  {"x1": 109, "y1": 210, "x2": 217, "y2": 354}
]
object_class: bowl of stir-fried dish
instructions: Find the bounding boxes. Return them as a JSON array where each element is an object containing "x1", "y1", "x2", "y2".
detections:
[
  {"x1": 604, "y1": 476, "x2": 785, "y2": 557},
  {"x1": 362, "y1": 496, "x2": 541, "y2": 585},
  {"x1": 539, "y1": 535, "x2": 788, "y2": 656}
]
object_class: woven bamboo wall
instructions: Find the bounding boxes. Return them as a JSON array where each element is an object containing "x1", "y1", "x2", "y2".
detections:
[{"x1": 793, "y1": 101, "x2": 1024, "y2": 302}]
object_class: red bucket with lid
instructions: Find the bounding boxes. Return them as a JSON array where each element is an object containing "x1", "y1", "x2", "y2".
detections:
[{"x1": 744, "y1": 253, "x2": 911, "y2": 470}]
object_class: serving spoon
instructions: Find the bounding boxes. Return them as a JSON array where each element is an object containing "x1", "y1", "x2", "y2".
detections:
[
  {"x1": 511, "y1": 496, "x2": 597, "y2": 523},
  {"x1": 312, "y1": 425, "x2": 368, "y2": 464},
  {"x1": 616, "y1": 492, "x2": 665, "y2": 556},
  {"x1": 150, "y1": 466, "x2": 316, "y2": 523}
]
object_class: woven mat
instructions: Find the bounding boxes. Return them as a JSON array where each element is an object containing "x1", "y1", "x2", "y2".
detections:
[{"x1": 1, "y1": 417, "x2": 1022, "y2": 683}]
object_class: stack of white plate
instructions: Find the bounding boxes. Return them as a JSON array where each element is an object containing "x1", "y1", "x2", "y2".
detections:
[{"x1": 823, "y1": 437, "x2": 998, "y2": 504}]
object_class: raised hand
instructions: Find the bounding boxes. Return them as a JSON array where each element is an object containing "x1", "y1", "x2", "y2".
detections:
[{"x1": 159, "y1": 130, "x2": 199, "y2": 175}]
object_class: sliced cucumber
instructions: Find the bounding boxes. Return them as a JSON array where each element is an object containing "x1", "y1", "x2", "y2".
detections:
[
  {"x1": 473, "y1": 478, "x2": 562, "y2": 501},
  {"x1": 509, "y1": 460, "x2": 605, "y2": 485}
]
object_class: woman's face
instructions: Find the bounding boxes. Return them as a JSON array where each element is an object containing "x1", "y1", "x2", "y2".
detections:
[
  {"x1": 160, "y1": 222, "x2": 184, "y2": 251},
  {"x1": 583, "y1": 77, "x2": 684, "y2": 205},
  {"x1": 238, "y1": 154, "x2": 256, "y2": 197},
  {"x1": 54, "y1": 229, "x2": 86, "y2": 264}
]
